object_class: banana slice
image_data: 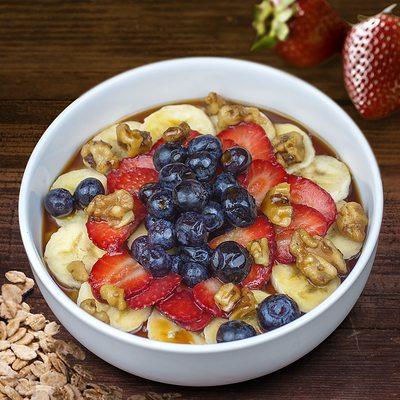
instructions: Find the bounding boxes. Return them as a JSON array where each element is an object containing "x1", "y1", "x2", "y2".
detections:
[
  {"x1": 326, "y1": 223, "x2": 362, "y2": 260},
  {"x1": 141, "y1": 104, "x2": 216, "y2": 142},
  {"x1": 44, "y1": 222, "x2": 105, "y2": 289},
  {"x1": 271, "y1": 263, "x2": 340, "y2": 313},
  {"x1": 93, "y1": 121, "x2": 141, "y2": 159},
  {"x1": 251, "y1": 289, "x2": 271, "y2": 304},
  {"x1": 77, "y1": 283, "x2": 150, "y2": 332},
  {"x1": 127, "y1": 222, "x2": 148, "y2": 249},
  {"x1": 203, "y1": 318, "x2": 228, "y2": 344},
  {"x1": 274, "y1": 123, "x2": 315, "y2": 173},
  {"x1": 253, "y1": 110, "x2": 276, "y2": 141},
  {"x1": 296, "y1": 155, "x2": 351, "y2": 202},
  {"x1": 147, "y1": 310, "x2": 205, "y2": 344},
  {"x1": 54, "y1": 210, "x2": 87, "y2": 228},
  {"x1": 51, "y1": 168, "x2": 107, "y2": 193}
]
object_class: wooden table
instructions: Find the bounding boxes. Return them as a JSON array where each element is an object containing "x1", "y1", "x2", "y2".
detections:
[{"x1": 1, "y1": 1, "x2": 399, "y2": 398}]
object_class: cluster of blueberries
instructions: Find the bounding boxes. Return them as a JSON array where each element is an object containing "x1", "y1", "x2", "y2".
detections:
[
  {"x1": 44, "y1": 178, "x2": 105, "y2": 218},
  {"x1": 131, "y1": 134, "x2": 257, "y2": 287}
]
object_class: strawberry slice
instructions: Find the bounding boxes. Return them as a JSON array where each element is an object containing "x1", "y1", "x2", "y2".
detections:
[
  {"x1": 158, "y1": 288, "x2": 204, "y2": 323},
  {"x1": 275, "y1": 204, "x2": 329, "y2": 264},
  {"x1": 119, "y1": 155, "x2": 155, "y2": 172},
  {"x1": 148, "y1": 138, "x2": 165, "y2": 156},
  {"x1": 126, "y1": 274, "x2": 181, "y2": 310},
  {"x1": 89, "y1": 251, "x2": 152, "y2": 300},
  {"x1": 218, "y1": 122, "x2": 275, "y2": 162},
  {"x1": 241, "y1": 160, "x2": 287, "y2": 206},
  {"x1": 86, "y1": 218, "x2": 136, "y2": 254},
  {"x1": 241, "y1": 264, "x2": 272, "y2": 289},
  {"x1": 288, "y1": 175, "x2": 336, "y2": 225},
  {"x1": 221, "y1": 138, "x2": 237, "y2": 152},
  {"x1": 193, "y1": 278, "x2": 224, "y2": 317},
  {"x1": 177, "y1": 311, "x2": 213, "y2": 332}
]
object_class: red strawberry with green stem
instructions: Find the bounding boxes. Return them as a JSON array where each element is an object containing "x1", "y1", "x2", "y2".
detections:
[
  {"x1": 343, "y1": 4, "x2": 400, "y2": 119},
  {"x1": 252, "y1": 0, "x2": 348, "y2": 67}
]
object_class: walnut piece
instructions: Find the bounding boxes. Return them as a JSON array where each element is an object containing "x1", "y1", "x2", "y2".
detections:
[
  {"x1": 81, "y1": 140, "x2": 118, "y2": 174},
  {"x1": 261, "y1": 182, "x2": 292, "y2": 227},
  {"x1": 290, "y1": 229, "x2": 347, "y2": 286},
  {"x1": 99, "y1": 285, "x2": 126, "y2": 311},
  {"x1": 217, "y1": 104, "x2": 268, "y2": 131},
  {"x1": 116, "y1": 123, "x2": 152, "y2": 157},
  {"x1": 214, "y1": 283, "x2": 241, "y2": 313},
  {"x1": 337, "y1": 202, "x2": 368, "y2": 243},
  {"x1": 246, "y1": 238, "x2": 270, "y2": 266},
  {"x1": 272, "y1": 131, "x2": 305, "y2": 168},
  {"x1": 205, "y1": 92, "x2": 227, "y2": 115},
  {"x1": 230, "y1": 288, "x2": 257, "y2": 320},
  {"x1": 162, "y1": 122, "x2": 190, "y2": 143},
  {"x1": 86, "y1": 189, "x2": 134, "y2": 227},
  {"x1": 79, "y1": 299, "x2": 110, "y2": 324},
  {"x1": 66, "y1": 261, "x2": 88, "y2": 283}
]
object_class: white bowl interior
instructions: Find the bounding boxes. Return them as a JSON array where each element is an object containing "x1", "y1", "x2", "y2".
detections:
[{"x1": 20, "y1": 58, "x2": 383, "y2": 355}]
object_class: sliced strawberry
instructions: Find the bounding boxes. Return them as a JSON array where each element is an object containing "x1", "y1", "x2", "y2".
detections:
[
  {"x1": 89, "y1": 251, "x2": 152, "y2": 300},
  {"x1": 119, "y1": 155, "x2": 155, "y2": 172},
  {"x1": 242, "y1": 160, "x2": 287, "y2": 206},
  {"x1": 177, "y1": 311, "x2": 213, "y2": 332},
  {"x1": 158, "y1": 288, "x2": 204, "y2": 323},
  {"x1": 275, "y1": 204, "x2": 329, "y2": 264},
  {"x1": 86, "y1": 218, "x2": 135, "y2": 254},
  {"x1": 221, "y1": 138, "x2": 237, "y2": 152},
  {"x1": 241, "y1": 264, "x2": 272, "y2": 289},
  {"x1": 107, "y1": 166, "x2": 158, "y2": 196},
  {"x1": 126, "y1": 274, "x2": 181, "y2": 310},
  {"x1": 193, "y1": 278, "x2": 224, "y2": 317},
  {"x1": 218, "y1": 122, "x2": 275, "y2": 162},
  {"x1": 288, "y1": 175, "x2": 336, "y2": 225},
  {"x1": 148, "y1": 138, "x2": 165, "y2": 156}
]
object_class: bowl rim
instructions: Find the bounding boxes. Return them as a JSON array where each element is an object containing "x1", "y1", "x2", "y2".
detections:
[{"x1": 19, "y1": 57, "x2": 383, "y2": 354}]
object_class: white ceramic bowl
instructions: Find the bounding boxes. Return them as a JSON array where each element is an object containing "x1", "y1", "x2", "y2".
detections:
[{"x1": 19, "y1": 58, "x2": 383, "y2": 386}]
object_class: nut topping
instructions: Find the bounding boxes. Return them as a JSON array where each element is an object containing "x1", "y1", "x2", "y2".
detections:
[
  {"x1": 337, "y1": 202, "x2": 368, "y2": 243},
  {"x1": 272, "y1": 131, "x2": 305, "y2": 167},
  {"x1": 214, "y1": 283, "x2": 241, "y2": 313},
  {"x1": 79, "y1": 299, "x2": 110, "y2": 324},
  {"x1": 66, "y1": 261, "x2": 88, "y2": 283},
  {"x1": 290, "y1": 229, "x2": 347, "y2": 286},
  {"x1": 230, "y1": 288, "x2": 257, "y2": 320},
  {"x1": 205, "y1": 92, "x2": 227, "y2": 115},
  {"x1": 246, "y1": 238, "x2": 270, "y2": 266},
  {"x1": 86, "y1": 189, "x2": 134, "y2": 227},
  {"x1": 81, "y1": 140, "x2": 118, "y2": 174},
  {"x1": 116, "y1": 123, "x2": 152, "y2": 157},
  {"x1": 162, "y1": 122, "x2": 190, "y2": 143},
  {"x1": 261, "y1": 182, "x2": 292, "y2": 227},
  {"x1": 216, "y1": 104, "x2": 269, "y2": 131},
  {"x1": 99, "y1": 284, "x2": 126, "y2": 311}
]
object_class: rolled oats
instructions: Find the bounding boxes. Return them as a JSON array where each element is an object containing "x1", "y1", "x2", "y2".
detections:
[
  {"x1": 8, "y1": 328, "x2": 27, "y2": 344},
  {"x1": 0, "y1": 360, "x2": 17, "y2": 377},
  {"x1": 5, "y1": 271, "x2": 27, "y2": 284},
  {"x1": 11, "y1": 344, "x2": 37, "y2": 361},
  {"x1": 3, "y1": 386, "x2": 23, "y2": 400},
  {"x1": 0, "y1": 342, "x2": 10, "y2": 352}
]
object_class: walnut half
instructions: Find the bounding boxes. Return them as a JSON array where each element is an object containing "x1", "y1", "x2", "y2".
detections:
[
  {"x1": 214, "y1": 283, "x2": 241, "y2": 313},
  {"x1": 246, "y1": 238, "x2": 270, "y2": 266},
  {"x1": 205, "y1": 92, "x2": 227, "y2": 115},
  {"x1": 86, "y1": 189, "x2": 134, "y2": 227},
  {"x1": 81, "y1": 140, "x2": 118, "y2": 174},
  {"x1": 217, "y1": 104, "x2": 269, "y2": 131},
  {"x1": 116, "y1": 123, "x2": 152, "y2": 157},
  {"x1": 261, "y1": 182, "x2": 292, "y2": 227},
  {"x1": 337, "y1": 202, "x2": 368, "y2": 243},
  {"x1": 162, "y1": 122, "x2": 190, "y2": 143},
  {"x1": 290, "y1": 229, "x2": 347, "y2": 286},
  {"x1": 272, "y1": 131, "x2": 305, "y2": 168}
]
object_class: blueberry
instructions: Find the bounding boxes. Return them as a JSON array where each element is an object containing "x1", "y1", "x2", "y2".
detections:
[
  {"x1": 144, "y1": 215, "x2": 158, "y2": 230},
  {"x1": 257, "y1": 294, "x2": 301, "y2": 332},
  {"x1": 131, "y1": 235, "x2": 149, "y2": 265},
  {"x1": 175, "y1": 212, "x2": 208, "y2": 246},
  {"x1": 170, "y1": 255, "x2": 182, "y2": 274},
  {"x1": 153, "y1": 143, "x2": 187, "y2": 171},
  {"x1": 159, "y1": 163, "x2": 194, "y2": 190},
  {"x1": 148, "y1": 219, "x2": 176, "y2": 249},
  {"x1": 186, "y1": 151, "x2": 218, "y2": 182},
  {"x1": 139, "y1": 182, "x2": 160, "y2": 204},
  {"x1": 213, "y1": 172, "x2": 238, "y2": 201},
  {"x1": 74, "y1": 178, "x2": 105, "y2": 208},
  {"x1": 210, "y1": 241, "x2": 251, "y2": 283},
  {"x1": 44, "y1": 188, "x2": 75, "y2": 218},
  {"x1": 216, "y1": 320, "x2": 257, "y2": 343},
  {"x1": 141, "y1": 245, "x2": 171, "y2": 277},
  {"x1": 221, "y1": 146, "x2": 252, "y2": 175},
  {"x1": 180, "y1": 245, "x2": 211, "y2": 266},
  {"x1": 202, "y1": 201, "x2": 224, "y2": 232},
  {"x1": 188, "y1": 134, "x2": 223, "y2": 160},
  {"x1": 222, "y1": 186, "x2": 257, "y2": 228},
  {"x1": 180, "y1": 262, "x2": 210, "y2": 287},
  {"x1": 173, "y1": 179, "x2": 209, "y2": 212},
  {"x1": 148, "y1": 190, "x2": 175, "y2": 220}
]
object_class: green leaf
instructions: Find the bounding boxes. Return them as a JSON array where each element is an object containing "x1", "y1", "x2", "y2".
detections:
[{"x1": 251, "y1": 34, "x2": 277, "y2": 52}]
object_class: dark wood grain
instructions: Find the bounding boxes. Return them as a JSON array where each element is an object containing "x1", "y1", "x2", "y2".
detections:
[{"x1": 1, "y1": 0, "x2": 399, "y2": 398}]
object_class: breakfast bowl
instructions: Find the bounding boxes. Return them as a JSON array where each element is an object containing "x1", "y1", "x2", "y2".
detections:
[{"x1": 19, "y1": 57, "x2": 383, "y2": 386}]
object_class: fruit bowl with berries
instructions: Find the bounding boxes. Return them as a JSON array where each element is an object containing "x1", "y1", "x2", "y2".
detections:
[{"x1": 19, "y1": 58, "x2": 383, "y2": 386}]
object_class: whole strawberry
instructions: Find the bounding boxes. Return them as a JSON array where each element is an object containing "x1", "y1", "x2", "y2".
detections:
[
  {"x1": 252, "y1": 0, "x2": 348, "y2": 67},
  {"x1": 343, "y1": 5, "x2": 400, "y2": 119}
]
